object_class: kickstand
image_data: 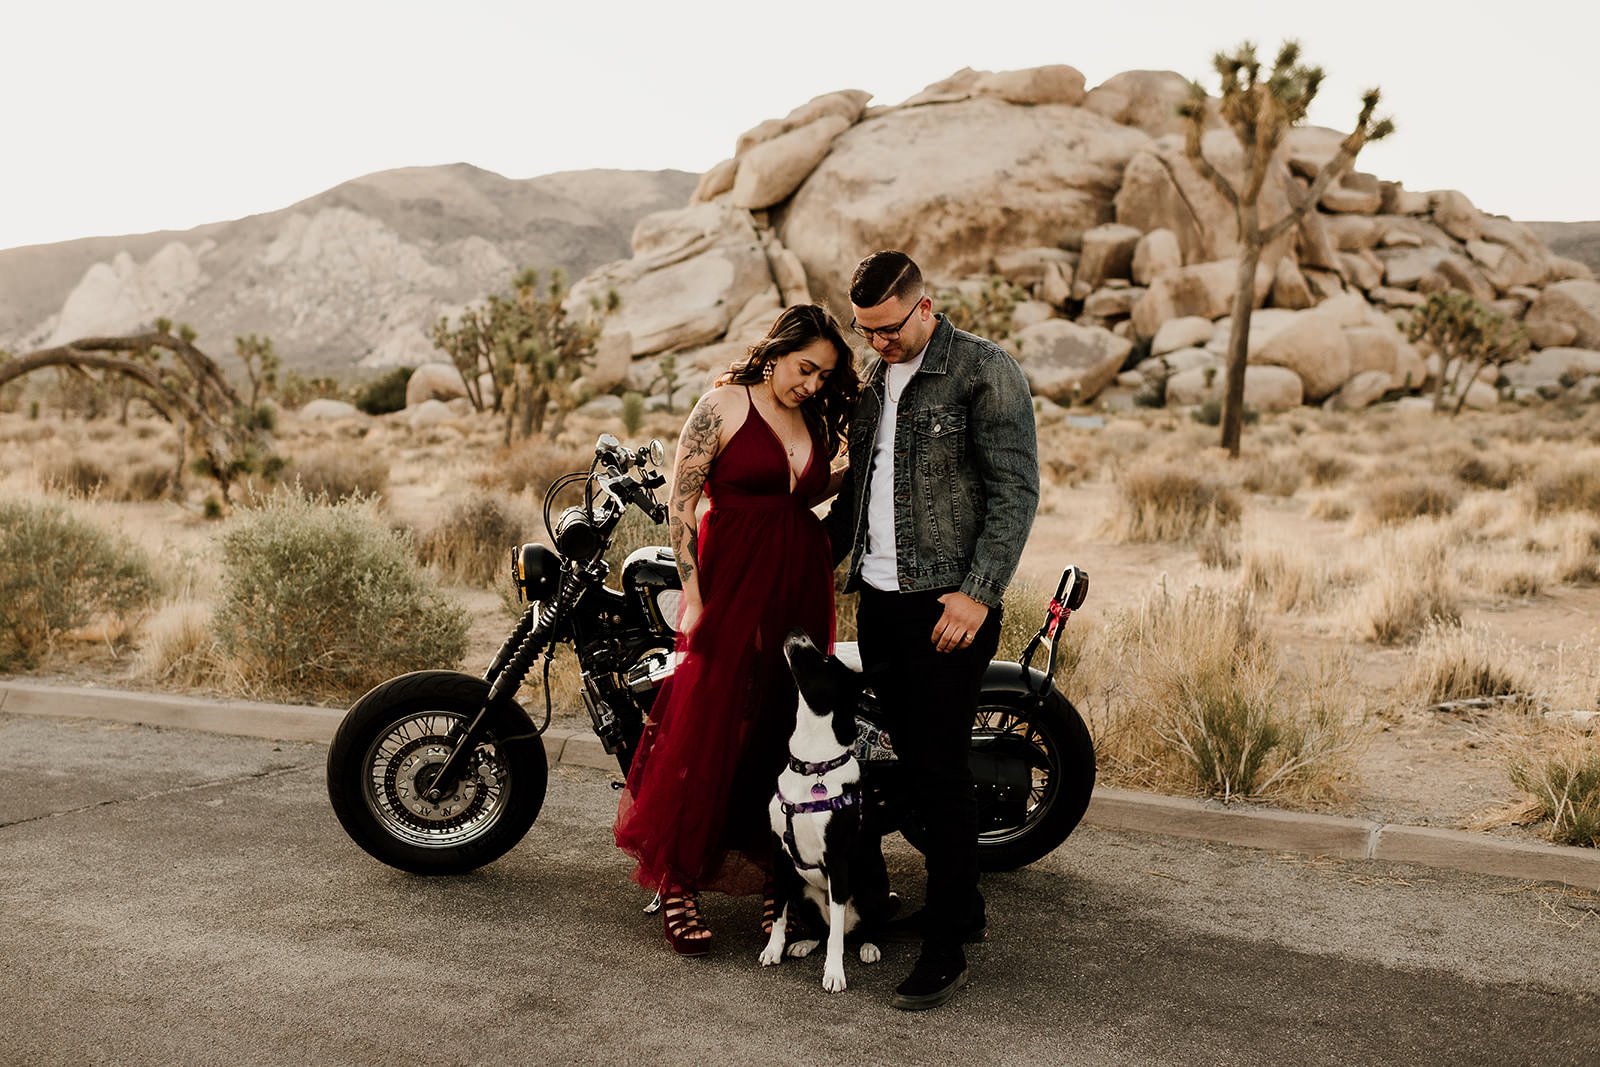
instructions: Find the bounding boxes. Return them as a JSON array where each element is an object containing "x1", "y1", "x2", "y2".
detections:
[{"x1": 643, "y1": 891, "x2": 662, "y2": 915}]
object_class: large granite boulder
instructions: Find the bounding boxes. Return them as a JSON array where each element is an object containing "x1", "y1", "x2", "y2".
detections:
[
  {"x1": 1082, "y1": 70, "x2": 1207, "y2": 138},
  {"x1": 779, "y1": 98, "x2": 1151, "y2": 304},
  {"x1": 1525, "y1": 280, "x2": 1600, "y2": 349},
  {"x1": 567, "y1": 202, "x2": 779, "y2": 358},
  {"x1": 731, "y1": 115, "x2": 852, "y2": 210},
  {"x1": 405, "y1": 362, "x2": 469, "y2": 406},
  {"x1": 1251, "y1": 306, "x2": 1355, "y2": 401},
  {"x1": 1131, "y1": 258, "x2": 1272, "y2": 340},
  {"x1": 1013, "y1": 319, "x2": 1132, "y2": 402},
  {"x1": 1166, "y1": 363, "x2": 1304, "y2": 411},
  {"x1": 1114, "y1": 128, "x2": 1296, "y2": 266}
]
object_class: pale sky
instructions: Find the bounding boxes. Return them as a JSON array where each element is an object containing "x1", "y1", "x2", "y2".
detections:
[{"x1": 4, "y1": 0, "x2": 1597, "y2": 251}]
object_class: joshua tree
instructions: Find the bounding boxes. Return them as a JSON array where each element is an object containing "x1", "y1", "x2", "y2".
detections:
[
  {"x1": 0, "y1": 323, "x2": 273, "y2": 500},
  {"x1": 432, "y1": 268, "x2": 617, "y2": 441},
  {"x1": 1407, "y1": 290, "x2": 1529, "y2": 414},
  {"x1": 1181, "y1": 40, "x2": 1394, "y2": 456}
]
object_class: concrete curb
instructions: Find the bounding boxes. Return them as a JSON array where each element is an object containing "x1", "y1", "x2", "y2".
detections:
[{"x1": 4, "y1": 679, "x2": 1597, "y2": 891}]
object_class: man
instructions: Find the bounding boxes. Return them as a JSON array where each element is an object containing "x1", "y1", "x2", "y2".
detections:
[{"x1": 824, "y1": 250, "x2": 1039, "y2": 1010}]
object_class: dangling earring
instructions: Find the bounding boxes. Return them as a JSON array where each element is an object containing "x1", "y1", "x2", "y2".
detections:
[{"x1": 762, "y1": 361, "x2": 774, "y2": 382}]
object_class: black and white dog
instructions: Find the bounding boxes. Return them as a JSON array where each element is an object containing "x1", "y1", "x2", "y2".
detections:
[{"x1": 759, "y1": 631, "x2": 893, "y2": 992}]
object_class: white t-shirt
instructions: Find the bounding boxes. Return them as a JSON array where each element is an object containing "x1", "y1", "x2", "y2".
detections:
[{"x1": 859, "y1": 348, "x2": 926, "y2": 591}]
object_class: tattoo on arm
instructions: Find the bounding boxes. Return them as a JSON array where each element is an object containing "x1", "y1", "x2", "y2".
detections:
[{"x1": 669, "y1": 400, "x2": 723, "y2": 586}]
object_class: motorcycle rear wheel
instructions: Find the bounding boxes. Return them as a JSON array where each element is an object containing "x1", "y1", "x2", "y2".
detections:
[
  {"x1": 900, "y1": 688, "x2": 1095, "y2": 872},
  {"x1": 326, "y1": 670, "x2": 547, "y2": 875}
]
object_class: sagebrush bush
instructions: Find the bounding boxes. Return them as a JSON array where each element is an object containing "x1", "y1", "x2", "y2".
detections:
[
  {"x1": 0, "y1": 499, "x2": 157, "y2": 667},
  {"x1": 353, "y1": 367, "x2": 412, "y2": 416},
  {"x1": 1511, "y1": 738, "x2": 1600, "y2": 848},
  {"x1": 418, "y1": 493, "x2": 529, "y2": 587},
  {"x1": 283, "y1": 446, "x2": 389, "y2": 502},
  {"x1": 1110, "y1": 460, "x2": 1242, "y2": 544},
  {"x1": 1404, "y1": 621, "x2": 1538, "y2": 706},
  {"x1": 213, "y1": 492, "x2": 468, "y2": 701}
]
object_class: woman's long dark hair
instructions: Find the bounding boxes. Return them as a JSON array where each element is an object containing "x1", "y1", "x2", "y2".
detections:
[{"x1": 715, "y1": 304, "x2": 859, "y2": 459}]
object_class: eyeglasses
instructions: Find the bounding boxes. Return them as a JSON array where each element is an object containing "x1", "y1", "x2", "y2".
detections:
[{"x1": 850, "y1": 295, "x2": 925, "y2": 342}]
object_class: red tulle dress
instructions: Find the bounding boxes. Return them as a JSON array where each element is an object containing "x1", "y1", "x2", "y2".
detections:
[{"x1": 614, "y1": 394, "x2": 835, "y2": 896}]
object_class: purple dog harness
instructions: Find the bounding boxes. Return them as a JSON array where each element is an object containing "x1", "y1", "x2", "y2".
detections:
[{"x1": 776, "y1": 752, "x2": 861, "y2": 871}]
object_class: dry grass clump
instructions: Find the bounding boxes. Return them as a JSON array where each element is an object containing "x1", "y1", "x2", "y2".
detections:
[
  {"x1": 284, "y1": 446, "x2": 390, "y2": 502},
  {"x1": 1238, "y1": 450, "x2": 1303, "y2": 497},
  {"x1": 1343, "y1": 524, "x2": 1462, "y2": 644},
  {"x1": 1403, "y1": 621, "x2": 1540, "y2": 707},
  {"x1": 1076, "y1": 584, "x2": 1361, "y2": 804},
  {"x1": 478, "y1": 438, "x2": 591, "y2": 497},
  {"x1": 1528, "y1": 451, "x2": 1600, "y2": 517},
  {"x1": 1305, "y1": 491, "x2": 1353, "y2": 522},
  {"x1": 1548, "y1": 514, "x2": 1600, "y2": 584},
  {"x1": 0, "y1": 498, "x2": 158, "y2": 668},
  {"x1": 1361, "y1": 474, "x2": 1460, "y2": 526},
  {"x1": 1108, "y1": 459, "x2": 1242, "y2": 544},
  {"x1": 1510, "y1": 731, "x2": 1600, "y2": 848},
  {"x1": 113, "y1": 462, "x2": 176, "y2": 502},
  {"x1": 1302, "y1": 451, "x2": 1355, "y2": 487},
  {"x1": 1458, "y1": 544, "x2": 1553, "y2": 600},
  {"x1": 1238, "y1": 540, "x2": 1347, "y2": 613},
  {"x1": 39, "y1": 454, "x2": 110, "y2": 496},
  {"x1": 417, "y1": 493, "x2": 530, "y2": 587},
  {"x1": 136, "y1": 600, "x2": 231, "y2": 690},
  {"x1": 213, "y1": 491, "x2": 468, "y2": 702}
]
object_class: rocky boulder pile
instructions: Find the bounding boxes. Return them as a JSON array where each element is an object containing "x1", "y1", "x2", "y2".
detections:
[{"x1": 566, "y1": 64, "x2": 1598, "y2": 414}]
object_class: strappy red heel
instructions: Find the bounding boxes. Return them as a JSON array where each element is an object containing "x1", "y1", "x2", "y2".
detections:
[{"x1": 661, "y1": 889, "x2": 713, "y2": 957}]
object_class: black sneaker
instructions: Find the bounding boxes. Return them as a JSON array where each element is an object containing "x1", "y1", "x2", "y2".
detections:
[
  {"x1": 891, "y1": 951, "x2": 969, "y2": 1011},
  {"x1": 880, "y1": 899, "x2": 987, "y2": 944}
]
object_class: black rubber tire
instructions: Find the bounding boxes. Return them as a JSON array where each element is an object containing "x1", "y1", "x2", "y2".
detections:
[
  {"x1": 900, "y1": 689, "x2": 1096, "y2": 872},
  {"x1": 972, "y1": 690, "x2": 1096, "y2": 871},
  {"x1": 326, "y1": 670, "x2": 547, "y2": 875}
]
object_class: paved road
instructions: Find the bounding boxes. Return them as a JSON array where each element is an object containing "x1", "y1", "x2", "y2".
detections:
[{"x1": 3, "y1": 713, "x2": 1598, "y2": 1066}]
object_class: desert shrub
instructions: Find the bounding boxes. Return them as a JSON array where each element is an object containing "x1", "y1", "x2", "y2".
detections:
[
  {"x1": 212, "y1": 492, "x2": 468, "y2": 701},
  {"x1": 1191, "y1": 398, "x2": 1258, "y2": 427},
  {"x1": 1404, "y1": 621, "x2": 1539, "y2": 706},
  {"x1": 621, "y1": 392, "x2": 645, "y2": 435},
  {"x1": 353, "y1": 367, "x2": 413, "y2": 416},
  {"x1": 1306, "y1": 491, "x2": 1353, "y2": 522},
  {"x1": 1195, "y1": 526, "x2": 1240, "y2": 569},
  {"x1": 284, "y1": 446, "x2": 389, "y2": 502},
  {"x1": 0, "y1": 500, "x2": 157, "y2": 668},
  {"x1": 1345, "y1": 526, "x2": 1462, "y2": 644},
  {"x1": 1511, "y1": 738, "x2": 1600, "y2": 848},
  {"x1": 1080, "y1": 585, "x2": 1359, "y2": 803},
  {"x1": 418, "y1": 493, "x2": 529, "y2": 587},
  {"x1": 602, "y1": 502, "x2": 670, "y2": 576},
  {"x1": 40, "y1": 454, "x2": 110, "y2": 496},
  {"x1": 1551, "y1": 515, "x2": 1600, "y2": 584},
  {"x1": 1109, "y1": 460, "x2": 1242, "y2": 543},
  {"x1": 1239, "y1": 542, "x2": 1340, "y2": 613},
  {"x1": 1437, "y1": 445, "x2": 1515, "y2": 490},
  {"x1": 479, "y1": 438, "x2": 590, "y2": 497}
]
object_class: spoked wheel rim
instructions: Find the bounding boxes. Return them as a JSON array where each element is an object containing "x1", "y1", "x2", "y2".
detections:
[
  {"x1": 361, "y1": 712, "x2": 512, "y2": 849},
  {"x1": 972, "y1": 703, "x2": 1059, "y2": 846}
]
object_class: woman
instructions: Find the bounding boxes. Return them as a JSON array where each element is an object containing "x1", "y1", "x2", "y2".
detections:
[{"x1": 614, "y1": 304, "x2": 859, "y2": 956}]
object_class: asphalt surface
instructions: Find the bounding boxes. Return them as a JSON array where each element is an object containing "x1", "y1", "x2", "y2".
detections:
[{"x1": 3, "y1": 713, "x2": 1598, "y2": 1066}]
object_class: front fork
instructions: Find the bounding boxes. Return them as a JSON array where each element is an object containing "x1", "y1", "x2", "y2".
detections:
[{"x1": 421, "y1": 565, "x2": 598, "y2": 803}]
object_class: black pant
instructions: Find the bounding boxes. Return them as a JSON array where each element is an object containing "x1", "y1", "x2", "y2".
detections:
[{"x1": 858, "y1": 585, "x2": 1001, "y2": 956}]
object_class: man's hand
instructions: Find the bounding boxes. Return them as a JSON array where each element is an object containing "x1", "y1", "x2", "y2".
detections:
[{"x1": 931, "y1": 591, "x2": 989, "y2": 653}]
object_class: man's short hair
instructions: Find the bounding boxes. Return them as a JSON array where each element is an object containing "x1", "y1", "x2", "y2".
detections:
[{"x1": 850, "y1": 250, "x2": 923, "y2": 308}]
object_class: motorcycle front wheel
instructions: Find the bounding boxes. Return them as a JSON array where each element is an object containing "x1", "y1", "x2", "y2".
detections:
[{"x1": 326, "y1": 670, "x2": 547, "y2": 875}]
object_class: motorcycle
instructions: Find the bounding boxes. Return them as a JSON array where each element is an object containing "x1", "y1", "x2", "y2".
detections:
[{"x1": 326, "y1": 434, "x2": 1095, "y2": 875}]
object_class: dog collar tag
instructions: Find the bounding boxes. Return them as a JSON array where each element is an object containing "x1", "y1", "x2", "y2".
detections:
[{"x1": 810, "y1": 782, "x2": 830, "y2": 799}]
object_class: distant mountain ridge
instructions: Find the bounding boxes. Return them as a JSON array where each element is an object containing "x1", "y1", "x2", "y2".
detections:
[
  {"x1": 0, "y1": 164, "x2": 698, "y2": 372},
  {"x1": 1527, "y1": 221, "x2": 1600, "y2": 279}
]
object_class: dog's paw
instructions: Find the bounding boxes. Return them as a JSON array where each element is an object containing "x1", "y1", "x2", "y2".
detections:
[
  {"x1": 758, "y1": 943, "x2": 784, "y2": 967},
  {"x1": 822, "y1": 965, "x2": 847, "y2": 993},
  {"x1": 786, "y1": 938, "x2": 820, "y2": 959},
  {"x1": 859, "y1": 941, "x2": 881, "y2": 964}
]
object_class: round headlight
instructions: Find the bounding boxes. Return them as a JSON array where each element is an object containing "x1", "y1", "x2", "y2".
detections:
[{"x1": 512, "y1": 543, "x2": 560, "y2": 601}]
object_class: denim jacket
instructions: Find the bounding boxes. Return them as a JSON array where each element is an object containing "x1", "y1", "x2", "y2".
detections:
[{"x1": 824, "y1": 315, "x2": 1040, "y2": 607}]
